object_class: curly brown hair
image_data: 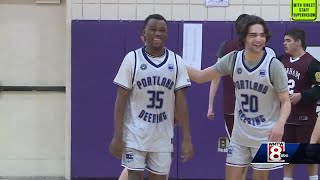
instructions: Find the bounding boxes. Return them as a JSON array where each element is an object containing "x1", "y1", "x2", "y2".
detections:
[{"x1": 237, "y1": 15, "x2": 271, "y2": 48}]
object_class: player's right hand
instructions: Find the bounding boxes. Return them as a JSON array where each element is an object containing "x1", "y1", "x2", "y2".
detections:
[
  {"x1": 109, "y1": 137, "x2": 124, "y2": 159},
  {"x1": 207, "y1": 107, "x2": 215, "y2": 120},
  {"x1": 181, "y1": 140, "x2": 193, "y2": 162}
]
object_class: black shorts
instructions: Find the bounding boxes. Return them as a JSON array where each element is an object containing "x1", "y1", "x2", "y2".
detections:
[
  {"x1": 224, "y1": 114, "x2": 234, "y2": 138},
  {"x1": 282, "y1": 124, "x2": 314, "y2": 143}
]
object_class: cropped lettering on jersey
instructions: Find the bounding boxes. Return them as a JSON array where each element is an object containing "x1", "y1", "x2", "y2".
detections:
[
  {"x1": 136, "y1": 76, "x2": 175, "y2": 90},
  {"x1": 234, "y1": 80, "x2": 269, "y2": 94},
  {"x1": 238, "y1": 109, "x2": 266, "y2": 126},
  {"x1": 286, "y1": 67, "x2": 301, "y2": 79},
  {"x1": 138, "y1": 110, "x2": 167, "y2": 123}
]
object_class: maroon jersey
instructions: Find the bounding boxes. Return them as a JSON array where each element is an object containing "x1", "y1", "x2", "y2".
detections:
[
  {"x1": 281, "y1": 52, "x2": 318, "y2": 125},
  {"x1": 216, "y1": 40, "x2": 239, "y2": 114}
]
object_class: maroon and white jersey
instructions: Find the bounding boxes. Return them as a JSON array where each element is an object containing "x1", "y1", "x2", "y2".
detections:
[{"x1": 281, "y1": 52, "x2": 319, "y2": 125}]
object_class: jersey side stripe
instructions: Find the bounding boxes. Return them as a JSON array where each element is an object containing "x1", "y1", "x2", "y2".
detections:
[{"x1": 132, "y1": 50, "x2": 137, "y2": 85}]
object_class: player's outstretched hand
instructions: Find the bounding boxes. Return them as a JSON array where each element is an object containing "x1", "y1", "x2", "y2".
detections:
[
  {"x1": 268, "y1": 123, "x2": 284, "y2": 142},
  {"x1": 207, "y1": 107, "x2": 215, "y2": 120},
  {"x1": 109, "y1": 137, "x2": 124, "y2": 159},
  {"x1": 181, "y1": 140, "x2": 193, "y2": 162}
]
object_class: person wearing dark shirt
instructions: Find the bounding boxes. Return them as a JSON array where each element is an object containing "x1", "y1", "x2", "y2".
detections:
[{"x1": 280, "y1": 27, "x2": 320, "y2": 180}]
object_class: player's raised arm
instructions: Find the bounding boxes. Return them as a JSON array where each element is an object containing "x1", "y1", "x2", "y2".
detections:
[
  {"x1": 186, "y1": 51, "x2": 236, "y2": 84},
  {"x1": 186, "y1": 66, "x2": 219, "y2": 84}
]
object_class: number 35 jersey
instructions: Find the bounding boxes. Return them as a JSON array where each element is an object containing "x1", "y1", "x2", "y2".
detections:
[
  {"x1": 113, "y1": 47, "x2": 191, "y2": 152},
  {"x1": 232, "y1": 50, "x2": 280, "y2": 148}
]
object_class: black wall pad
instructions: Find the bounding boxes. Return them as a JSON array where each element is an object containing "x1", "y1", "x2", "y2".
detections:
[{"x1": 0, "y1": 86, "x2": 66, "y2": 92}]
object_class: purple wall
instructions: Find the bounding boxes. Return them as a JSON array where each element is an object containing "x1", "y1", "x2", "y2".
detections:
[{"x1": 71, "y1": 21, "x2": 320, "y2": 179}]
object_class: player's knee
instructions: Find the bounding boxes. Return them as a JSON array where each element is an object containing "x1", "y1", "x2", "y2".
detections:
[
  {"x1": 226, "y1": 166, "x2": 245, "y2": 180},
  {"x1": 284, "y1": 164, "x2": 295, "y2": 174},
  {"x1": 118, "y1": 168, "x2": 129, "y2": 180},
  {"x1": 127, "y1": 170, "x2": 143, "y2": 180},
  {"x1": 252, "y1": 170, "x2": 269, "y2": 180},
  {"x1": 149, "y1": 172, "x2": 167, "y2": 180}
]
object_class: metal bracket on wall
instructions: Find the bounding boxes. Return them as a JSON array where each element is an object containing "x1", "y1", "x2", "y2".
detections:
[{"x1": 0, "y1": 86, "x2": 65, "y2": 92}]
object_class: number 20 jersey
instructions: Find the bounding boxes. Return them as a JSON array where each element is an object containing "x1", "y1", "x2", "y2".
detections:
[
  {"x1": 114, "y1": 47, "x2": 191, "y2": 152},
  {"x1": 232, "y1": 50, "x2": 280, "y2": 148}
]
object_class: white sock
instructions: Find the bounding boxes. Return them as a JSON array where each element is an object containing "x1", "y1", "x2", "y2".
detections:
[
  {"x1": 283, "y1": 177, "x2": 293, "y2": 180},
  {"x1": 309, "y1": 175, "x2": 318, "y2": 180}
]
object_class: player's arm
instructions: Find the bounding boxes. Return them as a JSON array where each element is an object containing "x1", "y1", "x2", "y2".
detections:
[
  {"x1": 277, "y1": 90, "x2": 291, "y2": 126},
  {"x1": 110, "y1": 52, "x2": 134, "y2": 158},
  {"x1": 175, "y1": 89, "x2": 192, "y2": 141},
  {"x1": 113, "y1": 87, "x2": 129, "y2": 140},
  {"x1": 186, "y1": 65, "x2": 220, "y2": 84},
  {"x1": 310, "y1": 113, "x2": 320, "y2": 144},
  {"x1": 207, "y1": 42, "x2": 227, "y2": 119},
  {"x1": 207, "y1": 77, "x2": 220, "y2": 120},
  {"x1": 299, "y1": 59, "x2": 320, "y2": 104},
  {"x1": 175, "y1": 88, "x2": 193, "y2": 162},
  {"x1": 175, "y1": 55, "x2": 193, "y2": 162},
  {"x1": 269, "y1": 59, "x2": 291, "y2": 141},
  {"x1": 186, "y1": 51, "x2": 236, "y2": 84},
  {"x1": 274, "y1": 59, "x2": 291, "y2": 125}
]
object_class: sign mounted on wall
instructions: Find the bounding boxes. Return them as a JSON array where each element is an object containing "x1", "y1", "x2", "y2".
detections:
[
  {"x1": 205, "y1": 0, "x2": 229, "y2": 7},
  {"x1": 290, "y1": 0, "x2": 318, "y2": 21}
]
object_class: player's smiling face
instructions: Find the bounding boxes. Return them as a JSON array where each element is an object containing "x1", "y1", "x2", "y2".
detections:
[
  {"x1": 245, "y1": 24, "x2": 266, "y2": 53},
  {"x1": 143, "y1": 19, "x2": 167, "y2": 51}
]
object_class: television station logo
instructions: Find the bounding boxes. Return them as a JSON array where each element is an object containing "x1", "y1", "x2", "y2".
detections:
[{"x1": 267, "y1": 142, "x2": 289, "y2": 162}]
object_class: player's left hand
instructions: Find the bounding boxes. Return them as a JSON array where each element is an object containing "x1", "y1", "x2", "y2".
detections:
[
  {"x1": 181, "y1": 140, "x2": 193, "y2": 162},
  {"x1": 289, "y1": 93, "x2": 301, "y2": 105},
  {"x1": 269, "y1": 122, "x2": 284, "y2": 142},
  {"x1": 109, "y1": 137, "x2": 124, "y2": 159}
]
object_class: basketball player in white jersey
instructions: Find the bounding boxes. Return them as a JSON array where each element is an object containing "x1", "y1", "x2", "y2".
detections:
[
  {"x1": 207, "y1": 14, "x2": 277, "y2": 180},
  {"x1": 187, "y1": 15, "x2": 291, "y2": 180},
  {"x1": 109, "y1": 14, "x2": 193, "y2": 180}
]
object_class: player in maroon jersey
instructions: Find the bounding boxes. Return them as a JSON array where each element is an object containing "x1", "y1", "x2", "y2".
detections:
[
  {"x1": 280, "y1": 27, "x2": 320, "y2": 180},
  {"x1": 207, "y1": 14, "x2": 249, "y2": 135}
]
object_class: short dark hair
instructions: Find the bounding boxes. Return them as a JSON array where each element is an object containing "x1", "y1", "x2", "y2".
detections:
[
  {"x1": 285, "y1": 27, "x2": 306, "y2": 49},
  {"x1": 235, "y1": 14, "x2": 249, "y2": 35},
  {"x1": 143, "y1": 14, "x2": 167, "y2": 29},
  {"x1": 237, "y1": 15, "x2": 271, "y2": 48}
]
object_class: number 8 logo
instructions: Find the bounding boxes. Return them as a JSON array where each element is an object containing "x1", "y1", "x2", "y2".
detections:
[{"x1": 269, "y1": 146, "x2": 282, "y2": 161}]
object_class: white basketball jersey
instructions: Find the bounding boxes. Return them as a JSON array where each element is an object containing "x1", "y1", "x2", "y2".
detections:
[
  {"x1": 231, "y1": 50, "x2": 280, "y2": 148},
  {"x1": 116, "y1": 47, "x2": 190, "y2": 152}
]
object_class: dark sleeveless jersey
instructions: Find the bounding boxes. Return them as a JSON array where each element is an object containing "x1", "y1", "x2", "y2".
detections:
[
  {"x1": 216, "y1": 40, "x2": 239, "y2": 114},
  {"x1": 281, "y1": 52, "x2": 318, "y2": 125}
]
